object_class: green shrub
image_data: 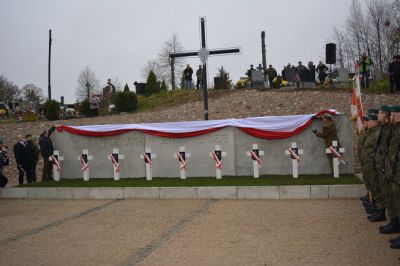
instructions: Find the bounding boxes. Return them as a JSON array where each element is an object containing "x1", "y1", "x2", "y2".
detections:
[
  {"x1": 123, "y1": 83, "x2": 130, "y2": 92},
  {"x1": 160, "y1": 80, "x2": 168, "y2": 91},
  {"x1": 145, "y1": 71, "x2": 158, "y2": 97},
  {"x1": 79, "y1": 99, "x2": 98, "y2": 117},
  {"x1": 112, "y1": 90, "x2": 137, "y2": 112},
  {"x1": 44, "y1": 100, "x2": 60, "y2": 121}
]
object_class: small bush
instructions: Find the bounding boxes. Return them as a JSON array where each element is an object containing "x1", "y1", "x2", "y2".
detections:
[
  {"x1": 145, "y1": 71, "x2": 158, "y2": 97},
  {"x1": 123, "y1": 83, "x2": 130, "y2": 92},
  {"x1": 79, "y1": 99, "x2": 98, "y2": 117},
  {"x1": 160, "y1": 80, "x2": 168, "y2": 91},
  {"x1": 112, "y1": 91, "x2": 137, "y2": 112},
  {"x1": 44, "y1": 100, "x2": 60, "y2": 121}
]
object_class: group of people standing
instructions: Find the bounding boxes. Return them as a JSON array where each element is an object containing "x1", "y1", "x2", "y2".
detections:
[
  {"x1": 183, "y1": 64, "x2": 203, "y2": 89},
  {"x1": 357, "y1": 105, "x2": 400, "y2": 249},
  {"x1": 12, "y1": 126, "x2": 55, "y2": 185}
]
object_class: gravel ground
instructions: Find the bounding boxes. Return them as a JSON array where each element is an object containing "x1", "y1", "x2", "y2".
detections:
[{"x1": 0, "y1": 199, "x2": 399, "y2": 266}]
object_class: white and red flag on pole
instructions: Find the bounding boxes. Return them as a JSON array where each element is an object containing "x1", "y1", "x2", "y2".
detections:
[{"x1": 351, "y1": 65, "x2": 364, "y2": 131}]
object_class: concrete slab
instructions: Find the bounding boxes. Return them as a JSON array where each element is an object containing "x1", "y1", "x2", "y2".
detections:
[
  {"x1": 237, "y1": 186, "x2": 280, "y2": 199},
  {"x1": 328, "y1": 185, "x2": 366, "y2": 198},
  {"x1": 279, "y1": 186, "x2": 311, "y2": 199},
  {"x1": 89, "y1": 188, "x2": 124, "y2": 199},
  {"x1": 159, "y1": 187, "x2": 197, "y2": 199},
  {"x1": 71, "y1": 188, "x2": 91, "y2": 199},
  {"x1": 197, "y1": 186, "x2": 237, "y2": 199},
  {"x1": 123, "y1": 187, "x2": 160, "y2": 199},
  {"x1": 57, "y1": 188, "x2": 74, "y2": 199},
  {"x1": 27, "y1": 187, "x2": 58, "y2": 199},
  {"x1": 311, "y1": 185, "x2": 329, "y2": 199},
  {"x1": 0, "y1": 188, "x2": 27, "y2": 198}
]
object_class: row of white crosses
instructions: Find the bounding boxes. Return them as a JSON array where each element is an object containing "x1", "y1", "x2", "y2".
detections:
[{"x1": 49, "y1": 140, "x2": 346, "y2": 181}]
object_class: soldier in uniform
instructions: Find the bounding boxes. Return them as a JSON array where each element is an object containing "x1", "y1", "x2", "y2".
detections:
[
  {"x1": 312, "y1": 113, "x2": 340, "y2": 174},
  {"x1": 386, "y1": 106, "x2": 400, "y2": 248}
]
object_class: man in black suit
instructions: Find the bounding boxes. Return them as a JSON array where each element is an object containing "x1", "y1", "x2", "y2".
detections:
[{"x1": 13, "y1": 134, "x2": 35, "y2": 185}]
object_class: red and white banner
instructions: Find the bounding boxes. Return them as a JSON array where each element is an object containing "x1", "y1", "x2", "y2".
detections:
[
  {"x1": 287, "y1": 148, "x2": 301, "y2": 167},
  {"x1": 176, "y1": 152, "x2": 186, "y2": 170},
  {"x1": 329, "y1": 146, "x2": 346, "y2": 165},
  {"x1": 249, "y1": 150, "x2": 261, "y2": 167},
  {"x1": 110, "y1": 155, "x2": 120, "y2": 173},
  {"x1": 211, "y1": 151, "x2": 223, "y2": 170},
  {"x1": 51, "y1": 155, "x2": 61, "y2": 172},
  {"x1": 143, "y1": 153, "x2": 152, "y2": 166},
  {"x1": 79, "y1": 155, "x2": 89, "y2": 171},
  {"x1": 55, "y1": 110, "x2": 338, "y2": 140},
  {"x1": 351, "y1": 66, "x2": 364, "y2": 131}
]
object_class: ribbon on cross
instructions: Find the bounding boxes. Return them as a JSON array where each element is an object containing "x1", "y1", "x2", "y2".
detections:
[
  {"x1": 143, "y1": 153, "x2": 152, "y2": 167},
  {"x1": 211, "y1": 150, "x2": 223, "y2": 170},
  {"x1": 288, "y1": 148, "x2": 301, "y2": 167},
  {"x1": 110, "y1": 155, "x2": 120, "y2": 173},
  {"x1": 249, "y1": 149, "x2": 261, "y2": 167},
  {"x1": 329, "y1": 146, "x2": 346, "y2": 165},
  {"x1": 51, "y1": 155, "x2": 61, "y2": 172},
  {"x1": 176, "y1": 152, "x2": 186, "y2": 170},
  {"x1": 79, "y1": 155, "x2": 89, "y2": 172}
]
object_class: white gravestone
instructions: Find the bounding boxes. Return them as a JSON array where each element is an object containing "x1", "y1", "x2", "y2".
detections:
[
  {"x1": 49, "y1": 150, "x2": 64, "y2": 182},
  {"x1": 78, "y1": 149, "x2": 93, "y2": 181},
  {"x1": 108, "y1": 149, "x2": 124, "y2": 181},
  {"x1": 209, "y1": 145, "x2": 227, "y2": 179},
  {"x1": 337, "y1": 67, "x2": 349, "y2": 82},
  {"x1": 284, "y1": 142, "x2": 303, "y2": 178},
  {"x1": 140, "y1": 147, "x2": 157, "y2": 181},
  {"x1": 246, "y1": 144, "x2": 265, "y2": 178},
  {"x1": 326, "y1": 140, "x2": 346, "y2": 178},
  {"x1": 174, "y1": 146, "x2": 191, "y2": 180}
]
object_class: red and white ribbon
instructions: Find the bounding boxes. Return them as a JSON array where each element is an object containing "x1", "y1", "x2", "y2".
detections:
[
  {"x1": 110, "y1": 155, "x2": 120, "y2": 173},
  {"x1": 329, "y1": 146, "x2": 346, "y2": 165},
  {"x1": 51, "y1": 155, "x2": 61, "y2": 172},
  {"x1": 79, "y1": 155, "x2": 89, "y2": 171},
  {"x1": 211, "y1": 150, "x2": 223, "y2": 170},
  {"x1": 176, "y1": 152, "x2": 186, "y2": 170},
  {"x1": 143, "y1": 153, "x2": 152, "y2": 167},
  {"x1": 288, "y1": 148, "x2": 301, "y2": 167},
  {"x1": 249, "y1": 150, "x2": 261, "y2": 167}
]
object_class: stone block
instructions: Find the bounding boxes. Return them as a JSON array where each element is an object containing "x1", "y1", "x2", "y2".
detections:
[
  {"x1": 123, "y1": 187, "x2": 160, "y2": 199},
  {"x1": 159, "y1": 187, "x2": 197, "y2": 199},
  {"x1": 310, "y1": 185, "x2": 329, "y2": 199},
  {"x1": 328, "y1": 185, "x2": 366, "y2": 198},
  {"x1": 0, "y1": 188, "x2": 27, "y2": 198},
  {"x1": 89, "y1": 188, "x2": 124, "y2": 199},
  {"x1": 198, "y1": 186, "x2": 237, "y2": 199},
  {"x1": 279, "y1": 185, "x2": 310, "y2": 199},
  {"x1": 237, "y1": 186, "x2": 279, "y2": 199}
]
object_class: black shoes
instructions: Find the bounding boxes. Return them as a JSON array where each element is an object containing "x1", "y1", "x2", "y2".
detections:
[
  {"x1": 360, "y1": 194, "x2": 369, "y2": 201},
  {"x1": 368, "y1": 209, "x2": 387, "y2": 222},
  {"x1": 390, "y1": 237, "x2": 400, "y2": 249},
  {"x1": 379, "y1": 217, "x2": 400, "y2": 234}
]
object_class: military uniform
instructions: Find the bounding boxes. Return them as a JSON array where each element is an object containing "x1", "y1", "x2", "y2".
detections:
[{"x1": 315, "y1": 115, "x2": 339, "y2": 173}]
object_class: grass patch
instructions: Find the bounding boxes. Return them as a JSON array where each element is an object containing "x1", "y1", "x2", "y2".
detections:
[{"x1": 22, "y1": 174, "x2": 362, "y2": 188}]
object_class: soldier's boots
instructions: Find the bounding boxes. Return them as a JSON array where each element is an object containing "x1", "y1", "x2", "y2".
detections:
[
  {"x1": 390, "y1": 237, "x2": 400, "y2": 249},
  {"x1": 389, "y1": 235, "x2": 400, "y2": 244},
  {"x1": 360, "y1": 194, "x2": 369, "y2": 202},
  {"x1": 368, "y1": 209, "x2": 387, "y2": 222},
  {"x1": 365, "y1": 206, "x2": 379, "y2": 215},
  {"x1": 363, "y1": 201, "x2": 372, "y2": 207},
  {"x1": 379, "y1": 216, "x2": 400, "y2": 234}
]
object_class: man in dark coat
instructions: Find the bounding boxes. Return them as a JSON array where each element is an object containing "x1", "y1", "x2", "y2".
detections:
[
  {"x1": 183, "y1": 64, "x2": 193, "y2": 89},
  {"x1": 25, "y1": 134, "x2": 40, "y2": 182},
  {"x1": 13, "y1": 134, "x2": 35, "y2": 185},
  {"x1": 39, "y1": 126, "x2": 56, "y2": 181}
]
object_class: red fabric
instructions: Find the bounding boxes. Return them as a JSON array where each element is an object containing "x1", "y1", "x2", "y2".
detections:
[{"x1": 140, "y1": 127, "x2": 223, "y2": 138}]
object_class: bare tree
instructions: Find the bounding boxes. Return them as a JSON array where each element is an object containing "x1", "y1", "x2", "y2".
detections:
[
  {"x1": 21, "y1": 84, "x2": 44, "y2": 107},
  {"x1": 141, "y1": 59, "x2": 161, "y2": 81},
  {"x1": 76, "y1": 67, "x2": 99, "y2": 101},
  {"x1": 0, "y1": 75, "x2": 20, "y2": 103}
]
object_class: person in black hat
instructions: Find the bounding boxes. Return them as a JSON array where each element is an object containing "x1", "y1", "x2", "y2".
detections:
[{"x1": 39, "y1": 126, "x2": 56, "y2": 181}]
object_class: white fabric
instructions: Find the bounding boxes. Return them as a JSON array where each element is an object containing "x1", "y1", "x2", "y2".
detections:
[{"x1": 66, "y1": 110, "x2": 338, "y2": 133}]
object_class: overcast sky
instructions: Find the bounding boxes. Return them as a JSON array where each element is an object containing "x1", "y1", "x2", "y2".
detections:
[{"x1": 0, "y1": 0, "x2": 353, "y2": 103}]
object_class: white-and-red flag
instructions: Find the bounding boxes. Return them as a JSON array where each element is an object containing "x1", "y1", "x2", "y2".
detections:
[
  {"x1": 329, "y1": 146, "x2": 346, "y2": 165},
  {"x1": 288, "y1": 148, "x2": 301, "y2": 167},
  {"x1": 176, "y1": 152, "x2": 186, "y2": 170},
  {"x1": 249, "y1": 150, "x2": 261, "y2": 167},
  {"x1": 351, "y1": 65, "x2": 364, "y2": 131},
  {"x1": 51, "y1": 155, "x2": 61, "y2": 172},
  {"x1": 110, "y1": 155, "x2": 120, "y2": 173},
  {"x1": 143, "y1": 153, "x2": 152, "y2": 167},
  {"x1": 79, "y1": 155, "x2": 89, "y2": 171},
  {"x1": 211, "y1": 151, "x2": 223, "y2": 170}
]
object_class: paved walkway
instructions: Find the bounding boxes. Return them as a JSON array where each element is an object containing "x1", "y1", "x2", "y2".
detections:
[{"x1": 0, "y1": 199, "x2": 398, "y2": 265}]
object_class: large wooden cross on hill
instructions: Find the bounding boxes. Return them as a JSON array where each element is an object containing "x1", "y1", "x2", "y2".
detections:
[{"x1": 169, "y1": 17, "x2": 240, "y2": 120}]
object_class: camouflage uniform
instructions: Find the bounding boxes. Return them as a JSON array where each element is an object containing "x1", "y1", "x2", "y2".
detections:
[
  {"x1": 316, "y1": 119, "x2": 339, "y2": 173},
  {"x1": 357, "y1": 128, "x2": 369, "y2": 188}
]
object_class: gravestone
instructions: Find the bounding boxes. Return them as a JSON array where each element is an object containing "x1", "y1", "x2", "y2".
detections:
[
  {"x1": 251, "y1": 70, "x2": 264, "y2": 86},
  {"x1": 285, "y1": 67, "x2": 297, "y2": 82},
  {"x1": 337, "y1": 68, "x2": 349, "y2": 82}
]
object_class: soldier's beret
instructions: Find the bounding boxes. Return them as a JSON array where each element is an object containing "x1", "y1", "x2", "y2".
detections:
[
  {"x1": 367, "y1": 108, "x2": 379, "y2": 114},
  {"x1": 363, "y1": 115, "x2": 369, "y2": 121},
  {"x1": 389, "y1": 106, "x2": 400, "y2": 112},
  {"x1": 367, "y1": 114, "x2": 378, "y2": 120},
  {"x1": 379, "y1": 105, "x2": 391, "y2": 112}
]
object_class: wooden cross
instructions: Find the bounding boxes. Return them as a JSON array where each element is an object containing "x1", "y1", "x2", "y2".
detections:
[
  {"x1": 174, "y1": 146, "x2": 191, "y2": 180},
  {"x1": 78, "y1": 149, "x2": 93, "y2": 181},
  {"x1": 209, "y1": 145, "x2": 227, "y2": 179},
  {"x1": 246, "y1": 144, "x2": 265, "y2": 178},
  {"x1": 326, "y1": 140, "x2": 346, "y2": 178},
  {"x1": 284, "y1": 142, "x2": 303, "y2": 178},
  {"x1": 108, "y1": 148, "x2": 124, "y2": 181},
  {"x1": 169, "y1": 17, "x2": 240, "y2": 120},
  {"x1": 49, "y1": 150, "x2": 64, "y2": 182},
  {"x1": 140, "y1": 147, "x2": 157, "y2": 181}
]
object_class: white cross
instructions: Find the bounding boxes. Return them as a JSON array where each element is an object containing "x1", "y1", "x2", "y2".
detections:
[
  {"x1": 284, "y1": 142, "x2": 304, "y2": 178},
  {"x1": 209, "y1": 145, "x2": 227, "y2": 179},
  {"x1": 174, "y1": 146, "x2": 191, "y2": 180},
  {"x1": 77, "y1": 149, "x2": 93, "y2": 181},
  {"x1": 326, "y1": 140, "x2": 346, "y2": 178},
  {"x1": 49, "y1": 150, "x2": 64, "y2": 182},
  {"x1": 108, "y1": 148, "x2": 125, "y2": 181},
  {"x1": 140, "y1": 147, "x2": 157, "y2": 181},
  {"x1": 246, "y1": 144, "x2": 265, "y2": 178}
]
